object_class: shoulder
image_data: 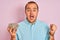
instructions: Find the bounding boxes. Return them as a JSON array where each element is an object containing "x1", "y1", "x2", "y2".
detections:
[
  {"x1": 37, "y1": 20, "x2": 49, "y2": 30},
  {"x1": 37, "y1": 20, "x2": 48, "y2": 26},
  {"x1": 16, "y1": 21, "x2": 24, "y2": 34},
  {"x1": 39, "y1": 20, "x2": 50, "y2": 33},
  {"x1": 17, "y1": 19, "x2": 27, "y2": 28},
  {"x1": 16, "y1": 20, "x2": 25, "y2": 30}
]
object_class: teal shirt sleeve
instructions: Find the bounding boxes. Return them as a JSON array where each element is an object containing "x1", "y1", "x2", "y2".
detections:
[
  {"x1": 16, "y1": 26, "x2": 22, "y2": 40},
  {"x1": 16, "y1": 33, "x2": 19, "y2": 40},
  {"x1": 45, "y1": 25, "x2": 50, "y2": 40},
  {"x1": 39, "y1": 21, "x2": 50, "y2": 40}
]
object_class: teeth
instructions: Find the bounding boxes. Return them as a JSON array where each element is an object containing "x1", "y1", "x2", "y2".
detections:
[{"x1": 30, "y1": 16, "x2": 34, "y2": 20}]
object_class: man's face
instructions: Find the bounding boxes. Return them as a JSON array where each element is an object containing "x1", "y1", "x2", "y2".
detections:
[{"x1": 25, "y1": 3, "x2": 38, "y2": 23}]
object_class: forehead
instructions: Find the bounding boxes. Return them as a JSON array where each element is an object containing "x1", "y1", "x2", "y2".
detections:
[{"x1": 26, "y1": 3, "x2": 37, "y2": 8}]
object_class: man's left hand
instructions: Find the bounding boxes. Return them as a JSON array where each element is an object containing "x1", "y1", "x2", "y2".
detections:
[{"x1": 49, "y1": 24, "x2": 57, "y2": 36}]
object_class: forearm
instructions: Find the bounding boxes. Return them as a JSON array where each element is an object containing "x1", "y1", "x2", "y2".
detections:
[
  {"x1": 49, "y1": 35, "x2": 54, "y2": 40},
  {"x1": 11, "y1": 36, "x2": 16, "y2": 40},
  {"x1": 11, "y1": 38, "x2": 15, "y2": 40},
  {"x1": 49, "y1": 31, "x2": 55, "y2": 40}
]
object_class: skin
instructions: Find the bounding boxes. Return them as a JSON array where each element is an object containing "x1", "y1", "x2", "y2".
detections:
[
  {"x1": 25, "y1": 3, "x2": 38, "y2": 23},
  {"x1": 7, "y1": 3, "x2": 57, "y2": 40},
  {"x1": 50, "y1": 24, "x2": 57, "y2": 40}
]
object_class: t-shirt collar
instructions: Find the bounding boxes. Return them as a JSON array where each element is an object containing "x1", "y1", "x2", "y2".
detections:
[{"x1": 25, "y1": 18, "x2": 38, "y2": 25}]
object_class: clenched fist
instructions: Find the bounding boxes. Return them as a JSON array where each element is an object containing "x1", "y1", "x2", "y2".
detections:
[
  {"x1": 49, "y1": 24, "x2": 57, "y2": 36},
  {"x1": 7, "y1": 23, "x2": 18, "y2": 38}
]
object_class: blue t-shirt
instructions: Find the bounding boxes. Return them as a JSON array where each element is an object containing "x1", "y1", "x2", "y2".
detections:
[{"x1": 16, "y1": 19, "x2": 50, "y2": 40}]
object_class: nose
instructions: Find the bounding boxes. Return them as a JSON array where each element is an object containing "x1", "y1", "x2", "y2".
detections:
[{"x1": 30, "y1": 10, "x2": 33, "y2": 15}]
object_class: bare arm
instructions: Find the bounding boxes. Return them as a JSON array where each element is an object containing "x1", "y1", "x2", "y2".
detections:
[
  {"x1": 10, "y1": 30, "x2": 16, "y2": 40},
  {"x1": 11, "y1": 36, "x2": 16, "y2": 40},
  {"x1": 49, "y1": 24, "x2": 57, "y2": 40},
  {"x1": 49, "y1": 32, "x2": 54, "y2": 40}
]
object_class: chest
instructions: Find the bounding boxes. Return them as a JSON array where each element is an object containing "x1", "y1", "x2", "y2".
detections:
[{"x1": 19, "y1": 24, "x2": 47, "y2": 40}]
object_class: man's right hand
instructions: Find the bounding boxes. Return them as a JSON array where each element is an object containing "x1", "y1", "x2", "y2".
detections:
[{"x1": 7, "y1": 23, "x2": 18, "y2": 40}]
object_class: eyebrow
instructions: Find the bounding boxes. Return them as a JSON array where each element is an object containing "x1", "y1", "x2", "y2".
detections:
[
  {"x1": 26, "y1": 8, "x2": 30, "y2": 9},
  {"x1": 33, "y1": 8, "x2": 37, "y2": 9},
  {"x1": 26, "y1": 7, "x2": 37, "y2": 9}
]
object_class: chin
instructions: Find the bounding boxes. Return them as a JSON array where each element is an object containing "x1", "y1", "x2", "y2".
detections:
[
  {"x1": 27, "y1": 18, "x2": 36, "y2": 23},
  {"x1": 30, "y1": 19, "x2": 35, "y2": 23}
]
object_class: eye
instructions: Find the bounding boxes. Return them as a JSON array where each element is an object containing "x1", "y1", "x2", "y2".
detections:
[
  {"x1": 33, "y1": 9, "x2": 36, "y2": 12},
  {"x1": 27, "y1": 9, "x2": 30, "y2": 12}
]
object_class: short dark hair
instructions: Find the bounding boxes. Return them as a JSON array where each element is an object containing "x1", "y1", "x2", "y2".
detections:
[{"x1": 25, "y1": 1, "x2": 39, "y2": 10}]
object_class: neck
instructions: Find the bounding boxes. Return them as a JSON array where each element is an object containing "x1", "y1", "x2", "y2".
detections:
[{"x1": 26, "y1": 18, "x2": 36, "y2": 24}]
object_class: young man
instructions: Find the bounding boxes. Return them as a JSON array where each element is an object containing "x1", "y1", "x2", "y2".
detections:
[{"x1": 8, "y1": 1, "x2": 57, "y2": 40}]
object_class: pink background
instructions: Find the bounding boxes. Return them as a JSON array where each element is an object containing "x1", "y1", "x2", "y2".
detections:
[{"x1": 0, "y1": 0, "x2": 60, "y2": 40}]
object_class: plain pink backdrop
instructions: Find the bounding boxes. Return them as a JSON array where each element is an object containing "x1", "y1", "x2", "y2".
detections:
[{"x1": 0, "y1": 0, "x2": 60, "y2": 40}]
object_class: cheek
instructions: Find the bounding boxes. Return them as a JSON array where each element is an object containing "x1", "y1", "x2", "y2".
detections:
[
  {"x1": 26, "y1": 13, "x2": 30, "y2": 18},
  {"x1": 34, "y1": 13, "x2": 38, "y2": 17},
  {"x1": 25, "y1": 11, "x2": 30, "y2": 15},
  {"x1": 33, "y1": 11, "x2": 38, "y2": 16}
]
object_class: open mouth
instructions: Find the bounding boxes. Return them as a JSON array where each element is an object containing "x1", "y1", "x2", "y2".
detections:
[{"x1": 30, "y1": 15, "x2": 34, "y2": 20}]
